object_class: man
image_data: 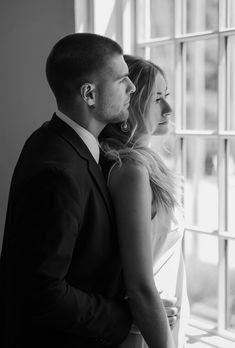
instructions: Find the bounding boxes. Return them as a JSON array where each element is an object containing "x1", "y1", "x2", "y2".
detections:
[{"x1": 0, "y1": 33, "x2": 135, "y2": 348}]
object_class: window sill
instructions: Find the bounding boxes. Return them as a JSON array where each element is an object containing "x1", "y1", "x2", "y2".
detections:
[{"x1": 186, "y1": 317, "x2": 235, "y2": 348}]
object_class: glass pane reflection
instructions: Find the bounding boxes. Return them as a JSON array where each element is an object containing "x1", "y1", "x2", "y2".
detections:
[
  {"x1": 228, "y1": 240, "x2": 235, "y2": 332},
  {"x1": 186, "y1": 0, "x2": 218, "y2": 33},
  {"x1": 185, "y1": 39, "x2": 218, "y2": 130},
  {"x1": 149, "y1": 0, "x2": 174, "y2": 38},
  {"x1": 228, "y1": 139, "x2": 235, "y2": 233},
  {"x1": 228, "y1": 36, "x2": 235, "y2": 131},
  {"x1": 184, "y1": 138, "x2": 218, "y2": 231},
  {"x1": 136, "y1": 0, "x2": 174, "y2": 40},
  {"x1": 184, "y1": 231, "x2": 218, "y2": 323},
  {"x1": 228, "y1": 0, "x2": 235, "y2": 28},
  {"x1": 150, "y1": 45, "x2": 175, "y2": 110},
  {"x1": 151, "y1": 135, "x2": 178, "y2": 172}
]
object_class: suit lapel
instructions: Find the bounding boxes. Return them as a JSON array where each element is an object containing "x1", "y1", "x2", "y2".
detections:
[{"x1": 48, "y1": 114, "x2": 114, "y2": 221}]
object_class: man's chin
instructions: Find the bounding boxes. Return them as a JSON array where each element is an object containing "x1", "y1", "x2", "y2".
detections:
[{"x1": 110, "y1": 111, "x2": 129, "y2": 124}]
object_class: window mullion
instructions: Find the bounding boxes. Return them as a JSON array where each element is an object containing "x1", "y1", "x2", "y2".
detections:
[
  {"x1": 226, "y1": 37, "x2": 231, "y2": 129},
  {"x1": 115, "y1": 0, "x2": 124, "y2": 48},
  {"x1": 87, "y1": 0, "x2": 95, "y2": 32},
  {"x1": 174, "y1": 0, "x2": 184, "y2": 36},
  {"x1": 217, "y1": 137, "x2": 228, "y2": 332},
  {"x1": 218, "y1": 15, "x2": 228, "y2": 329},
  {"x1": 219, "y1": 0, "x2": 227, "y2": 30},
  {"x1": 144, "y1": 0, "x2": 150, "y2": 59}
]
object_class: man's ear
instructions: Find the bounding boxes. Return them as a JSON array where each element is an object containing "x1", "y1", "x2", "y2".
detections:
[{"x1": 80, "y1": 83, "x2": 96, "y2": 107}]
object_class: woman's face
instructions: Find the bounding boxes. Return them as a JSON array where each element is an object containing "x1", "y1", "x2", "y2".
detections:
[{"x1": 148, "y1": 72, "x2": 172, "y2": 136}]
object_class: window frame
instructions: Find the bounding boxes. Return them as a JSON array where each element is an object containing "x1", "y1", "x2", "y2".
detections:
[{"x1": 134, "y1": 0, "x2": 235, "y2": 342}]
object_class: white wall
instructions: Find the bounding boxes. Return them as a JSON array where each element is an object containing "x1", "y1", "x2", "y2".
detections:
[{"x1": 0, "y1": 0, "x2": 75, "y2": 250}]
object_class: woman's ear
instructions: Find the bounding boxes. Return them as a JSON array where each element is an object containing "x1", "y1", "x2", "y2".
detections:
[{"x1": 80, "y1": 83, "x2": 96, "y2": 107}]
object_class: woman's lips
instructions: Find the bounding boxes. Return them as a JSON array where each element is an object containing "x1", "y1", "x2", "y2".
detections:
[{"x1": 158, "y1": 121, "x2": 168, "y2": 125}]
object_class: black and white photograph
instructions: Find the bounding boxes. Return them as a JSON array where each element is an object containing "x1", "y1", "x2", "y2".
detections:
[{"x1": 0, "y1": 1, "x2": 235, "y2": 347}]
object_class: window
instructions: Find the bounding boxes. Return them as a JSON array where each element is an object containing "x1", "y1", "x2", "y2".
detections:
[
  {"x1": 135, "y1": 0, "x2": 235, "y2": 343},
  {"x1": 75, "y1": 0, "x2": 235, "y2": 344}
]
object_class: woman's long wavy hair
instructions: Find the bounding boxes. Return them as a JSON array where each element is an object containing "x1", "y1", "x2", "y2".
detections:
[{"x1": 99, "y1": 55, "x2": 179, "y2": 216}]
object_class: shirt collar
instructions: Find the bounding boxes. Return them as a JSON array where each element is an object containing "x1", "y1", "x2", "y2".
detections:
[{"x1": 56, "y1": 110, "x2": 100, "y2": 164}]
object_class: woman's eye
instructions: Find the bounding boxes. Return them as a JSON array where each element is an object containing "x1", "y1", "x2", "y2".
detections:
[{"x1": 156, "y1": 98, "x2": 161, "y2": 103}]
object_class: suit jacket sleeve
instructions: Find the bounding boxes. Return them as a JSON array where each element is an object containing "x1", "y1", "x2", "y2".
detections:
[{"x1": 12, "y1": 165, "x2": 131, "y2": 345}]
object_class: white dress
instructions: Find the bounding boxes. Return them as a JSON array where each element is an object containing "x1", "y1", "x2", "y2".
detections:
[{"x1": 119, "y1": 205, "x2": 190, "y2": 348}]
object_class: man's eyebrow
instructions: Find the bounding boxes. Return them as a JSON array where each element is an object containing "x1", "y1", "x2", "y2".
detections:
[{"x1": 115, "y1": 72, "x2": 129, "y2": 80}]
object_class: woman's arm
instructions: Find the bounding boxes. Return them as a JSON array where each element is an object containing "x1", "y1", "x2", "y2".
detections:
[{"x1": 109, "y1": 163, "x2": 175, "y2": 348}]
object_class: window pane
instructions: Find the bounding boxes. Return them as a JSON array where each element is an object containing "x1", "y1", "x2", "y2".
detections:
[
  {"x1": 228, "y1": 139, "x2": 235, "y2": 233},
  {"x1": 150, "y1": 135, "x2": 178, "y2": 172},
  {"x1": 137, "y1": 0, "x2": 174, "y2": 40},
  {"x1": 184, "y1": 138, "x2": 218, "y2": 231},
  {"x1": 150, "y1": 44, "x2": 175, "y2": 110},
  {"x1": 228, "y1": 0, "x2": 235, "y2": 28},
  {"x1": 185, "y1": 39, "x2": 218, "y2": 130},
  {"x1": 228, "y1": 36, "x2": 235, "y2": 131},
  {"x1": 93, "y1": 0, "x2": 118, "y2": 38},
  {"x1": 149, "y1": 0, "x2": 174, "y2": 38},
  {"x1": 184, "y1": 231, "x2": 218, "y2": 323},
  {"x1": 186, "y1": 0, "x2": 218, "y2": 33},
  {"x1": 228, "y1": 240, "x2": 235, "y2": 332}
]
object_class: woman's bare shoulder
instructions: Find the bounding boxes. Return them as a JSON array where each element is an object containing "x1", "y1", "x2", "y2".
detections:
[
  {"x1": 108, "y1": 161, "x2": 150, "y2": 202},
  {"x1": 111, "y1": 161, "x2": 149, "y2": 182}
]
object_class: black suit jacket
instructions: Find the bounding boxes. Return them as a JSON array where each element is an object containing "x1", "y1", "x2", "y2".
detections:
[{"x1": 0, "y1": 115, "x2": 131, "y2": 348}]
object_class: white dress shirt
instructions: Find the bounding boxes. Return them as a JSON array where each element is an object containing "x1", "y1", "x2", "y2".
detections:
[{"x1": 56, "y1": 110, "x2": 100, "y2": 164}]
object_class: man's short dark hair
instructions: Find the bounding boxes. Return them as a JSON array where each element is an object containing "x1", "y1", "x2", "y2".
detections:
[{"x1": 46, "y1": 33, "x2": 123, "y2": 103}]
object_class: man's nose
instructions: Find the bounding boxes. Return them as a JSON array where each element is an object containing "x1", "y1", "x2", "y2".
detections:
[{"x1": 127, "y1": 78, "x2": 136, "y2": 94}]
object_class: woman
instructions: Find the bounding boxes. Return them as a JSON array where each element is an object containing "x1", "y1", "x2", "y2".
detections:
[{"x1": 99, "y1": 55, "x2": 189, "y2": 348}]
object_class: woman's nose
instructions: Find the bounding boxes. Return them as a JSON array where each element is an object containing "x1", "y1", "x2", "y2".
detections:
[{"x1": 162, "y1": 99, "x2": 172, "y2": 115}]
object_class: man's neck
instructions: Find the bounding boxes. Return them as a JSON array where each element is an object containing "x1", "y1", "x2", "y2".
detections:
[
  {"x1": 58, "y1": 107, "x2": 105, "y2": 139},
  {"x1": 56, "y1": 109, "x2": 100, "y2": 163}
]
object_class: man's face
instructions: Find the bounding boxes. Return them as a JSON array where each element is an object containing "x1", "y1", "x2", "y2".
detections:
[{"x1": 94, "y1": 54, "x2": 136, "y2": 124}]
